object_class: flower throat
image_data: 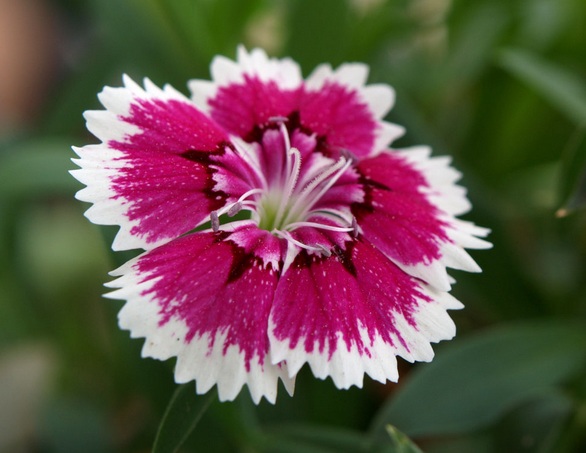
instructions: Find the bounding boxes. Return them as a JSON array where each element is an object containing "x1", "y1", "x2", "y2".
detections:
[{"x1": 209, "y1": 119, "x2": 358, "y2": 253}]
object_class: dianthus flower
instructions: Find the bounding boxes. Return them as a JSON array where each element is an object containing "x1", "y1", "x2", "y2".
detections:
[{"x1": 71, "y1": 47, "x2": 490, "y2": 403}]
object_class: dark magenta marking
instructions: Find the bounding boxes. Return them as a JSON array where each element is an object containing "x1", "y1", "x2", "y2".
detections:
[
  {"x1": 271, "y1": 238, "x2": 431, "y2": 359},
  {"x1": 209, "y1": 75, "x2": 301, "y2": 139},
  {"x1": 112, "y1": 98, "x2": 228, "y2": 154},
  {"x1": 137, "y1": 232, "x2": 281, "y2": 370},
  {"x1": 107, "y1": 98, "x2": 231, "y2": 245},
  {"x1": 208, "y1": 77, "x2": 379, "y2": 158},
  {"x1": 298, "y1": 81, "x2": 377, "y2": 158},
  {"x1": 353, "y1": 152, "x2": 450, "y2": 266}
]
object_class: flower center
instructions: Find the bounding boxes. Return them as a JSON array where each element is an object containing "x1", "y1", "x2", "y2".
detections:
[{"x1": 210, "y1": 119, "x2": 359, "y2": 253}]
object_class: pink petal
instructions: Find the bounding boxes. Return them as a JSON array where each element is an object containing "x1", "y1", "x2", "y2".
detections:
[
  {"x1": 299, "y1": 82, "x2": 378, "y2": 158},
  {"x1": 218, "y1": 46, "x2": 303, "y2": 90},
  {"x1": 189, "y1": 46, "x2": 303, "y2": 128},
  {"x1": 210, "y1": 138, "x2": 265, "y2": 200},
  {"x1": 354, "y1": 151, "x2": 452, "y2": 288},
  {"x1": 108, "y1": 228, "x2": 293, "y2": 403},
  {"x1": 72, "y1": 76, "x2": 231, "y2": 251},
  {"x1": 288, "y1": 217, "x2": 350, "y2": 254},
  {"x1": 355, "y1": 149, "x2": 490, "y2": 290},
  {"x1": 311, "y1": 164, "x2": 364, "y2": 212},
  {"x1": 269, "y1": 239, "x2": 462, "y2": 389},
  {"x1": 257, "y1": 128, "x2": 290, "y2": 186},
  {"x1": 301, "y1": 63, "x2": 401, "y2": 157},
  {"x1": 202, "y1": 48, "x2": 398, "y2": 158},
  {"x1": 207, "y1": 76, "x2": 301, "y2": 139}
]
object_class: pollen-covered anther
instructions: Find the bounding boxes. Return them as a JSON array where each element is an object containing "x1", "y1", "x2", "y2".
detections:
[
  {"x1": 210, "y1": 188, "x2": 265, "y2": 232},
  {"x1": 340, "y1": 148, "x2": 358, "y2": 163},
  {"x1": 227, "y1": 202, "x2": 243, "y2": 217},
  {"x1": 351, "y1": 216, "x2": 359, "y2": 238},
  {"x1": 268, "y1": 116, "x2": 289, "y2": 124},
  {"x1": 210, "y1": 211, "x2": 220, "y2": 232}
]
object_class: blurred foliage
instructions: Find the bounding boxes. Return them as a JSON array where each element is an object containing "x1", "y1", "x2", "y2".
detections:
[{"x1": 0, "y1": 0, "x2": 585, "y2": 452}]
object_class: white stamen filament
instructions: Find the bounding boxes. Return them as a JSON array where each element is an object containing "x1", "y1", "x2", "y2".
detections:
[
  {"x1": 285, "y1": 221, "x2": 353, "y2": 233},
  {"x1": 274, "y1": 230, "x2": 331, "y2": 256},
  {"x1": 272, "y1": 146, "x2": 301, "y2": 229},
  {"x1": 310, "y1": 208, "x2": 353, "y2": 225},
  {"x1": 210, "y1": 188, "x2": 265, "y2": 231},
  {"x1": 279, "y1": 121, "x2": 291, "y2": 152},
  {"x1": 282, "y1": 157, "x2": 352, "y2": 226},
  {"x1": 307, "y1": 158, "x2": 353, "y2": 209},
  {"x1": 210, "y1": 124, "x2": 359, "y2": 254},
  {"x1": 231, "y1": 139, "x2": 267, "y2": 190}
]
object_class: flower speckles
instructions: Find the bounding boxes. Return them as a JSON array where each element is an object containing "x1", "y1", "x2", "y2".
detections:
[{"x1": 71, "y1": 47, "x2": 490, "y2": 404}]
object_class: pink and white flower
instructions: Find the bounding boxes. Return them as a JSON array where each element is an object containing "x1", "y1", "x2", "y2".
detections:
[{"x1": 71, "y1": 47, "x2": 490, "y2": 404}]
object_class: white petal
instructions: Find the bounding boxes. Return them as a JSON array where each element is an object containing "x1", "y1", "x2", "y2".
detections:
[
  {"x1": 269, "y1": 283, "x2": 462, "y2": 389},
  {"x1": 332, "y1": 63, "x2": 369, "y2": 88},
  {"x1": 72, "y1": 75, "x2": 228, "y2": 252},
  {"x1": 83, "y1": 110, "x2": 140, "y2": 143},
  {"x1": 270, "y1": 320, "x2": 400, "y2": 389},
  {"x1": 187, "y1": 79, "x2": 217, "y2": 113},
  {"x1": 109, "y1": 261, "x2": 295, "y2": 405},
  {"x1": 394, "y1": 260, "x2": 453, "y2": 292},
  {"x1": 387, "y1": 146, "x2": 492, "y2": 287},
  {"x1": 305, "y1": 64, "x2": 334, "y2": 90},
  {"x1": 208, "y1": 46, "x2": 303, "y2": 90},
  {"x1": 210, "y1": 55, "x2": 245, "y2": 86},
  {"x1": 361, "y1": 84, "x2": 395, "y2": 118},
  {"x1": 373, "y1": 121, "x2": 405, "y2": 151}
]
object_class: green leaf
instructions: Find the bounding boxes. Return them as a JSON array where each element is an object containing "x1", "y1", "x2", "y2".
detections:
[
  {"x1": 556, "y1": 127, "x2": 586, "y2": 216},
  {"x1": 153, "y1": 385, "x2": 217, "y2": 453},
  {"x1": 369, "y1": 321, "x2": 586, "y2": 440},
  {"x1": 495, "y1": 392, "x2": 574, "y2": 453},
  {"x1": 263, "y1": 422, "x2": 423, "y2": 453},
  {"x1": 263, "y1": 440, "x2": 349, "y2": 453},
  {"x1": 437, "y1": 2, "x2": 509, "y2": 89},
  {"x1": 497, "y1": 48, "x2": 586, "y2": 125},
  {"x1": 0, "y1": 138, "x2": 79, "y2": 200}
]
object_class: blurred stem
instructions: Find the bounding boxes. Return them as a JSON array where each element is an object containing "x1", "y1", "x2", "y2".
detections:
[
  {"x1": 153, "y1": 386, "x2": 217, "y2": 453},
  {"x1": 210, "y1": 395, "x2": 266, "y2": 450}
]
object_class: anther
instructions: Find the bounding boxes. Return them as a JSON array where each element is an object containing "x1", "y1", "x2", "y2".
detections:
[
  {"x1": 269, "y1": 116, "x2": 289, "y2": 123},
  {"x1": 317, "y1": 244, "x2": 332, "y2": 257},
  {"x1": 227, "y1": 202, "x2": 243, "y2": 217},
  {"x1": 351, "y1": 216, "x2": 359, "y2": 238},
  {"x1": 211, "y1": 211, "x2": 220, "y2": 232},
  {"x1": 340, "y1": 148, "x2": 358, "y2": 163}
]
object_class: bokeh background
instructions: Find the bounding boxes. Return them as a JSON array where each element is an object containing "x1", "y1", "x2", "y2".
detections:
[{"x1": 1, "y1": 0, "x2": 585, "y2": 452}]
